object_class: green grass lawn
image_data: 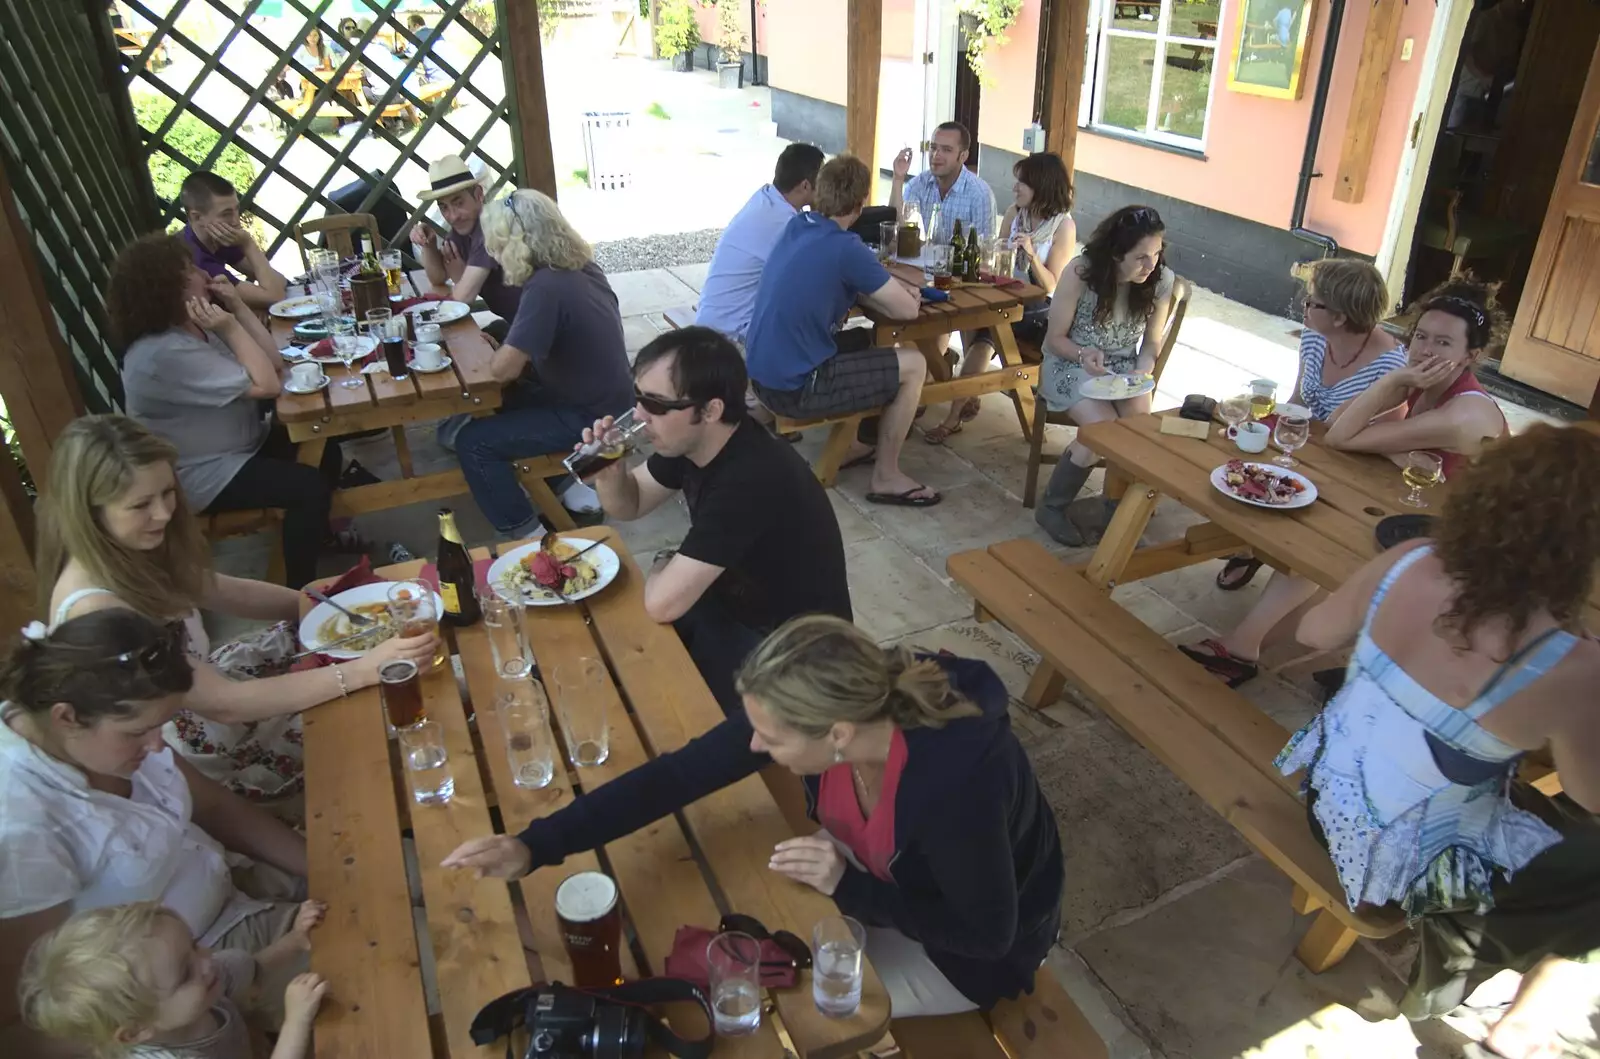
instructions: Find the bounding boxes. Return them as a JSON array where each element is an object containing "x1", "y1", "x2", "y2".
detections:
[{"x1": 1099, "y1": 35, "x2": 1214, "y2": 140}]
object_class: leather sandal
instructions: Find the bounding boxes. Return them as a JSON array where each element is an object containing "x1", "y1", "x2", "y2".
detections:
[{"x1": 1178, "y1": 639, "x2": 1260, "y2": 688}]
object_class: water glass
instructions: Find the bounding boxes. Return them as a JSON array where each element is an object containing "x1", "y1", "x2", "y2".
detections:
[
  {"x1": 330, "y1": 316, "x2": 364, "y2": 389},
  {"x1": 1272, "y1": 413, "x2": 1310, "y2": 468},
  {"x1": 497, "y1": 679, "x2": 555, "y2": 790},
  {"x1": 1218, "y1": 394, "x2": 1250, "y2": 438},
  {"x1": 877, "y1": 220, "x2": 898, "y2": 264},
  {"x1": 812, "y1": 915, "x2": 865, "y2": 1018},
  {"x1": 553, "y1": 657, "x2": 609, "y2": 767},
  {"x1": 479, "y1": 590, "x2": 530, "y2": 678},
  {"x1": 707, "y1": 932, "x2": 762, "y2": 1037},
  {"x1": 399, "y1": 720, "x2": 454, "y2": 804}
]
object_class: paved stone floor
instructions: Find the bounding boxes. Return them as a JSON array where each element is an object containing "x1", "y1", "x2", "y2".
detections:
[{"x1": 214, "y1": 268, "x2": 1584, "y2": 1058}]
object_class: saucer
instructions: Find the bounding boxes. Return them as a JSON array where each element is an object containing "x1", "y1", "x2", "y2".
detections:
[
  {"x1": 407, "y1": 356, "x2": 453, "y2": 373},
  {"x1": 284, "y1": 376, "x2": 329, "y2": 394}
]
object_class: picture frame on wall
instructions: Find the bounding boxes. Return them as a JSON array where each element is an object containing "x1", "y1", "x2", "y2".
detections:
[{"x1": 1226, "y1": 0, "x2": 1317, "y2": 99}]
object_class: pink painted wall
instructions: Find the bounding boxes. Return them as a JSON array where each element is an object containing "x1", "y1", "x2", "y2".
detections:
[
  {"x1": 971, "y1": 0, "x2": 1436, "y2": 255},
  {"x1": 763, "y1": 0, "x2": 916, "y2": 104},
  {"x1": 691, "y1": 0, "x2": 768, "y2": 55}
]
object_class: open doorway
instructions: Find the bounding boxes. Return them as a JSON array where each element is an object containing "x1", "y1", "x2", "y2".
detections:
[{"x1": 953, "y1": 11, "x2": 982, "y2": 171}]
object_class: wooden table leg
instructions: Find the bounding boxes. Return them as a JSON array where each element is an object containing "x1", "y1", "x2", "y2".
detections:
[
  {"x1": 916, "y1": 337, "x2": 952, "y2": 382},
  {"x1": 391, "y1": 426, "x2": 414, "y2": 478},
  {"x1": 297, "y1": 438, "x2": 327, "y2": 469},
  {"x1": 1295, "y1": 909, "x2": 1359, "y2": 972},
  {"x1": 1084, "y1": 480, "x2": 1159, "y2": 589},
  {"x1": 1024, "y1": 663, "x2": 1067, "y2": 710},
  {"x1": 990, "y1": 321, "x2": 1036, "y2": 437},
  {"x1": 814, "y1": 418, "x2": 860, "y2": 487}
]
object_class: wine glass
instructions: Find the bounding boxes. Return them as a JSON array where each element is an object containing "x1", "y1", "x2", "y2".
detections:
[
  {"x1": 1400, "y1": 451, "x2": 1444, "y2": 508},
  {"x1": 1272, "y1": 413, "x2": 1310, "y2": 468},
  {"x1": 1218, "y1": 395, "x2": 1250, "y2": 438},
  {"x1": 331, "y1": 317, "x2": 363, "y2": 389}
]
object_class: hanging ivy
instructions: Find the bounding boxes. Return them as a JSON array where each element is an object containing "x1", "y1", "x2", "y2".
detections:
[{"x1": 957, "y1": 0, "x2": 1022, "y2": 86}]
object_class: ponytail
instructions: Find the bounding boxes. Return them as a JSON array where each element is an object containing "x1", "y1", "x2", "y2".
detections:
[{"x1": 735, "y1": 615, "x2": 980, "y2": 739}]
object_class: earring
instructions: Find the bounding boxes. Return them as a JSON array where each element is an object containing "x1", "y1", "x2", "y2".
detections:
[{"x1": 832, "y1": 747, "x2": 844, "y2": 764}]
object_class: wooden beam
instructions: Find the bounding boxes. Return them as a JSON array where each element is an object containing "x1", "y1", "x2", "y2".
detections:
[
  {"x1": 0, "y1": 152, "x2": 85, "y2": 490},
  {"x1": 1039, "y1": 0, "x2": 1092, "y2": 174},
  {"x1": 0, "y1": 439, "x2": 36, "y2": 635},
  {"x1": 499, "y1": 0, "x2": 558, "y2": 199},
  {"x1": 1332, "y1": 0, "x2": 1406, "y2": 203},
  {"x1": 847, "y1": 0, "x2": 883, "y2": 174}
]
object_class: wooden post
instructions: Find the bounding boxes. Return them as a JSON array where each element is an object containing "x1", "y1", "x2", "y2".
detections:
[
  {"x1": 1039, "y1": 0, "x2": 1092, "y2": 173},
  {"x1": 1332, "y1": 0, "x2": 1406, "y2": 203},
  {"x1": 0, "y1": 447, "x2": 36, "y2": 636},
  {"x1": 500, "y1": 0, "x2": 558, "y2": 199},
  {"x1": 847, "y1": 0, "x2": 883, "y2": 174},
  {"x1": 0, "y1": 153, "x2": 85, "y2": 488}
]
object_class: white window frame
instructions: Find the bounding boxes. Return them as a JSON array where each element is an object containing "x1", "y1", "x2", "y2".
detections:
[{"x1": 1079, "y1": 0, "x2": 1223, "y2": 151}]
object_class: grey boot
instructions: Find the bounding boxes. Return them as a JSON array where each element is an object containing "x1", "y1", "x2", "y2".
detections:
[{"x1": 1034, "y1": 459, "x2": 1094, "y2": 547}]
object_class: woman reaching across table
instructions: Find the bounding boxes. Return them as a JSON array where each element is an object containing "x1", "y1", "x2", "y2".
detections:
[
  {"x1": 1032, "y1": 205, "x2": 1174, "y2": 547},
  {"x1": 1181, "y1": 278, "x2": 1509, "y2": 687},
  {"x1": 1281, "y1": 424, "x2": 1600, "y2": 1033},
  {"x1": 40, "y1": 415, "x2": 437, "y2": 804},
  {"x1": 443, "y1": 615, "x2": 1065, "y2": 1017}
]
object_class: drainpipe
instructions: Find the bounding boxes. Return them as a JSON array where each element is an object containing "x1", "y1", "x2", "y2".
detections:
[
  {"x1": 1290, "y1": 0, "x2": 1348, "y2": 255},
  {"x1": 748, "y1": 0, "x2": 763, "y2": 84}
]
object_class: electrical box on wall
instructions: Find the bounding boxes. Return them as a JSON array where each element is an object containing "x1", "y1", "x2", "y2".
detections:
[{"x1": 1022, "y1": 123, "x2": 1046, "y2": 153}]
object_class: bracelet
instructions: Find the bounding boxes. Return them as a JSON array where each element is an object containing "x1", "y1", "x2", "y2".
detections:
[{"x1": 332, "y1": 664, "x2": 349, "y2": 698}]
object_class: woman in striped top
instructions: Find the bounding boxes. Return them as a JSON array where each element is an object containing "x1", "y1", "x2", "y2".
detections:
[{"x1": 1217, "y1": 259, "x2": 1407, "y2": 590}]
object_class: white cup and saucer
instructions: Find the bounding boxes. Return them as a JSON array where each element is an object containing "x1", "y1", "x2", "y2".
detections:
[
  {"x1": 415, "y1": 323, "x2": 443, "y2": 345},
  {"x1": 408, "y1": 342, "x2": 451, "y2": 373},
  {"x1": 1235, "y1": 421, "x2": 1271, "y2": 454},
  {"x1": 286, "y1": 361, "x2": 327, "y2": 393}
]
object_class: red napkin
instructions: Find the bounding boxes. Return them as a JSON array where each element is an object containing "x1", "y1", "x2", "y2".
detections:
[
  {"x1": 986, "y1": 274, "x2": 1024, "y2": 289},
  {"x1": 417, "y1": 557, "x2": 495, "y2": 595},
  {"x1": 290, "y1": 559, "x2": 385, "y2": 670},
  {"x1": 392, "y1": 293, "x2": 447, "y2": 312},
  {"x1": 303, "y1": 337, "x2": 375, "y2": 365}
]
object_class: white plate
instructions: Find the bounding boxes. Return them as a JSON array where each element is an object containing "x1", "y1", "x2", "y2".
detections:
[
  {"x1": 284, "y1": 335, "x2": 379, "y2": 365},
  {"x1": 487, "y1": 538, "x2": 620, "y2": 606},
  {"x1": 1209, "y1": 461, "x2": 1318, "y2": 510},
  {"x1": 269, "y1": 296, "x2": 323, "y2": 319},
  {"x1": 1079, "y1": 373, "x2": 1156, "y2": 401},
  {"x1": 1275, "y1": 402, "x2": 1312, "y2": 420},
  {"x1": 298, "y1": 582, "x2": 445, "y2": 659},
  {"x1": 408, "y1": 356, "x2": 453, "y2": 373},
  {"x1": 404, "y1": 300, "x2": 471, "y2": 323},
  {"x1": 283, "y1": 376, "x2": 329, "y2": 394}
]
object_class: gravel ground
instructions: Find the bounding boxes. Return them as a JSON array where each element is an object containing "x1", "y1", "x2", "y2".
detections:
[{"x1": 593, "y1": 228, "x2": 723, "y2": 273}]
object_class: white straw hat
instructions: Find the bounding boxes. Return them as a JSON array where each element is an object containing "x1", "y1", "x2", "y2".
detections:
[{"x1": 418, "y1": 155, "x2": 481, "y2": 201}]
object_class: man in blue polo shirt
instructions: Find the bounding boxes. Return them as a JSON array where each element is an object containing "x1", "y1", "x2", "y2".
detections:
[
  {"x1": 178, "y1": 172, "x2": 289, "y2": 312},
  {"x1": 746, "y1": 155, "x2": 940, "y2": 508}
]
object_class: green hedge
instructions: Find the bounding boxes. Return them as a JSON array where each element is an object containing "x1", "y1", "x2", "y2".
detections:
[{"x1": 130, "y1": 92, "x2": 256, "y2": 211}]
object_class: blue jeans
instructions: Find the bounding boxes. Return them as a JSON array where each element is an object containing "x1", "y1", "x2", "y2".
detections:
[{"x1": 455, "y1": 381, "x2": 596, "y2": 536}]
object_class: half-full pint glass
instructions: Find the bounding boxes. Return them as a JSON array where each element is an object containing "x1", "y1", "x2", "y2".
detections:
[{"x1": 555, "y1": 871, "x2": 625, "y2": 988}]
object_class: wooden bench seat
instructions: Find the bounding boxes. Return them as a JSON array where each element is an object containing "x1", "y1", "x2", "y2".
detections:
[
  {"x1": 890, "y1": 965, "x2": 1107, "y2": 1058},
  {"x1": 202, "y1": 508, "x2": 285, "y2": 584},
  {"x1": 948, "y1": 539, "x2": 1408, "y2": 973},
  {"x1": 511, "y1": 451, "x2": 577, "y2": 532}
]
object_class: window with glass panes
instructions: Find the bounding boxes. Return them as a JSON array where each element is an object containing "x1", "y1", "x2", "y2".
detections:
[{"x1": 1080, "y1": 0, "x2": 1222, "y2": 148}]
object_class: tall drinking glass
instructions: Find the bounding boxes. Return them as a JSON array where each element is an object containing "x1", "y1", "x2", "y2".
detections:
[
  {"x1": 387, "y1": 581, "x2": 446, "y2": 669},
  {"x1": 555, "y1": 872, "x2": 625, "y2": 988},
  {"x1": 380, "y1": 248, "x2": 404, "y2": 295},
  {"x1": 707, "y1": 932, "x2": 762, "y2": 1036},
  {"x1": 877, "y1": 220, "x2": 898, "y2": 264},
  {"x1": 480, "y1": 591, "x2": 529, "y2": 677},
  {"x1": 564, "y1": 408, "x2": 646, "y2": 481},
  {"x1": 399, "y1": 720, "x2": 454, "y2": 804},
  {"x1": 812, "y1": 915, "x2": 866, "y2": 1018},
  {"x1": 554, "y1": 657, "x2": 609, "y2": 767},
  {"x1": 331, "y1": 316, "x2": 364, "y2": 389},
  {"x1": 1271, "y1": 413, "x2": 1310, "y2": 468},
  {"x1": 378, "y1": 658, "x2": 423, "y2": 734},
  {"x1": 497, "y1": 678, "x2": 555, "y2": 790}
]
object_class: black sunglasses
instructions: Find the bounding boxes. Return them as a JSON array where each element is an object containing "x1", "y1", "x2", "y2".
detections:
[
  {"x1": 1120, "y1": 206, "x2": 1159, "y2": 226},
  {"x1": 633, "y1": 387, "x2": 698, "y2": 416},
  {"x1": 719, "y1": 913, "x2": 813, "y2": 970},
  {"x1": 96, "y1": 620, "x2": 188, "y2": 675}
]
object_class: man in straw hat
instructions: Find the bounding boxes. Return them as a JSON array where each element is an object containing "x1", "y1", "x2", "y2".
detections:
[{"x1": 410, "y1": 155, "x2": 520, "y2": 328}]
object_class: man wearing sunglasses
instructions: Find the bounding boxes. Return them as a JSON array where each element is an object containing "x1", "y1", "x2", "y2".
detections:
[{"x1": 576, "y1": 326, "x2": 850, "y2": 714}]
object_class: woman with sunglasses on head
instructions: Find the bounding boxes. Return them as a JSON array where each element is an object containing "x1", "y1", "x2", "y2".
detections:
[
  {"x1": 1181, "y1": 278, "x2": 1510, "y2": 688},
  {"x1": 1033, "y1": 205, "x2": 1175, "y2": 547},
  {"x1": 40, "y1": 415, "x2": 437, "y2": 805},
  {"x1": 445, "y1": 615, "x2": 1064, "y2": 1018},
  {"x1": 0, "y1": 611, "x2": 310, "y2": 1051},
  {"x1": 453, "y1": 189, "x2": 633, "y2": 540}
]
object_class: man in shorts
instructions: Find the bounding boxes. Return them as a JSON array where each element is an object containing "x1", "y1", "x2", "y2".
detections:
[{"x1": 745, "y1": 155, "x2": 939, "y2": 507}]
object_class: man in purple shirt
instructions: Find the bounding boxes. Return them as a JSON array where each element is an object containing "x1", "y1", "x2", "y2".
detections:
[
  {"x1": 410, "y1": 154, "x2": 520, "y2": 329},
  {"x1": 179, "y1": 172, "x2": 288, "y2": 312}
]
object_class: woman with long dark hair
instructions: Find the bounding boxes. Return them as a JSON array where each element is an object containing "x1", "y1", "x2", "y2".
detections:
[{"x1": 1032, "y1": 205, "x2": 1174, "y2": 546}]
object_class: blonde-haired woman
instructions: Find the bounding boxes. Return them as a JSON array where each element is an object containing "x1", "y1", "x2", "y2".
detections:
[
  {"x1": 40, "y1": 415, "x2": 437, "y2": 802},
  {"x1": 444, "y1": 615, "x2": 1065, "y2": 1016},
  {"x1": 454, "y1": 189, "x2": 633, "y2": 539}
]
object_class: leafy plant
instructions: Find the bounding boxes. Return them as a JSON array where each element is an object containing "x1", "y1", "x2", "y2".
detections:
[
  {"x1": 645, "y1": 101, "x2": 671, "y2": 120},
  {"x1": 461, "y1": 1, "x2": 497, "y2": 36},
  {"x1": 130, "y1": 93, "x2": 256, "y2": 211},
  {"x1": 957, "y1": 0, "x2": 1022, "y2": 86},
  {"x1": 711, "y1": 0, "x2": 746, "y2": 63},
  {"x1": 656, "y1": 0, "x2": 700, "y2": 57}
]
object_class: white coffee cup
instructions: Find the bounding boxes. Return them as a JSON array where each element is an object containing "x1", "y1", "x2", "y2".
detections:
[
  {"x1": 412, "y1": 342, "x2": 444, "y2": 369},
  {"x1": 415, "y1": 323, "x2": 443, "y2": 345},
  {"x1": 1235, "y1": 421, "x2": 1270, "y2": 453},
  {"x1": 290, "y1": 361, "x2": 324, "y2": 389}
]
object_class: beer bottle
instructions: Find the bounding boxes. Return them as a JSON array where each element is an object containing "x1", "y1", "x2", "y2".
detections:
[
  {"x1": 358, "y1": 233, "x2": 382, "y2": 278},
  {"x1": 950, "y1": 218, "x2": 964, "y2": 259},
  {"x1": 435, "y1": 508, "x2": 480, "y2": 626}
]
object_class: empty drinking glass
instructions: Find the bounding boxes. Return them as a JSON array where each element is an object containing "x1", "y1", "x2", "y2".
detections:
[
  {"x1": 812, "y1": 915, "x2": 865, "y2": 1018},
  {"x1": 553, "y1": 657, "x2": 609, "y2": 767},
  {"x1": 497, "y1": 679, "x2": 555, "y2": 790},
  {"x1": 877, "y1": 220, "x2": 898, "y2": 264},
  {"x1": 1272, "y1": 413, "x2": 1310, "y2": 468},
  {"x1": 331, "y1": 317, "x2": 364, "y2": 389},
  {"x1": 479, "y1": 590, "x2": 529, "y2": 678},
  {"x1": 1218, "y1": 394, "x2": 1250, "y2": 439},
  {"x1": 399, "y1": 720, "x2": 454, "y2": 804},
  {"x1": 707, "y1": 932, "x2": 762, "y2": 1037}
]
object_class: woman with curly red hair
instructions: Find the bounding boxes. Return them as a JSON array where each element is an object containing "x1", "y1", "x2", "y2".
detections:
[{"x1": 1281, "y1": 424, "x2": 1600, "y2": 1030}]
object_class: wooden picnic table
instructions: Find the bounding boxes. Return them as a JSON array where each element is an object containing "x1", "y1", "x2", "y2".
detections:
[{"x1": 301, "y1": 528, "x2": 892, "y2": 1058}]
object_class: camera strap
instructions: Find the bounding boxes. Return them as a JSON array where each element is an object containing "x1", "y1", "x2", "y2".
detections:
[{"x1": 470, "y1": 978, "x2": 716, "y2": 1059}]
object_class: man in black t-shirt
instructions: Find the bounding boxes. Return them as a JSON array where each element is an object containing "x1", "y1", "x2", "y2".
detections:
[{"x1": 583, "y1": 326, "x2": 851, "y2": 712}]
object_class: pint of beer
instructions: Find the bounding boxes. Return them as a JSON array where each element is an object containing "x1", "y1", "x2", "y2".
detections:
[{"x1": 554, "y1": 872, "x2": 624, "y2": 988}]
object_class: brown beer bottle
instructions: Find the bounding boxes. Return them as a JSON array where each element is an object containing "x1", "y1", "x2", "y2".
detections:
[{"x1": 435, "y1": 508, "x2": 480, "y2": 626}]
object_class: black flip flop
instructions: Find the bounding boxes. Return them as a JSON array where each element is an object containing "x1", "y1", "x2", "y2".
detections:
[
  {"x1": 1178, "y1": 639, "x2": 1260, "y2": 688},
  {"x1": 1375, "y1": 514, "x2": 1437, "y2": 551},
  {"x1": 839, "y1": 449, "x2": 877, "y2": 471},
  {"x1": 1216, "y1": 556, "x2": 1264, "y2": 591},
  {"x1": 866, "y1": 487, "x2": 942, "y2": 508}
]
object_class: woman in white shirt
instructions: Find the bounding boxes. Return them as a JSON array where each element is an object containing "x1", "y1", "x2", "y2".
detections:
[{"x1": 0, "y1": 610, "x2": 308, "y2": 1048}]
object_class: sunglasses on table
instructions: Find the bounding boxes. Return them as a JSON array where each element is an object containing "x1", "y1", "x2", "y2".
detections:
[
  {"x1": 719, "y1": 913, "x2": 813, "y2": 970},
  {"x1": 633, "y1": 387, "x2": 698, "y2": 416}
]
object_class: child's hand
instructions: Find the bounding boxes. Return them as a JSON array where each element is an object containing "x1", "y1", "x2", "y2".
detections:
[
  {"x1": 290, "y1": 899, "x2": 326, "y2": 947},
  {"x1": 283, "y1": 972, "x2": 329, "y2": 1025}
]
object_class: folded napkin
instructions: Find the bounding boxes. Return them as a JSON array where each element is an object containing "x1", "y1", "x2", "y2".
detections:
[
  {"x1": 392, "y1": 292, "x2": 447, "y2": 312},
  {"x1": 304, "y1": 337, "x2": 377, "y2": 365},
  {"x1": 984, "y1": 273, "x2": 1024, "y2": 289}
]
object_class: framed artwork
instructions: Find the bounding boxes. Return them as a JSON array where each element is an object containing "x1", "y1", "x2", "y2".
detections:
[{"x1": 1226, "y1": 0, "x2": 1317, "y2": 99}]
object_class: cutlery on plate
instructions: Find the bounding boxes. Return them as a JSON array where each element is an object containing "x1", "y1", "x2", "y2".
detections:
[{"x1": 305, "y1": 587, "x2": 375, "y2": 625}]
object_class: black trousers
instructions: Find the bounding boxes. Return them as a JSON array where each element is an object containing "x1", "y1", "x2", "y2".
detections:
[
  {"x1": 672, "y1": 594, "x2": 768, "y2": 718},
  {"x1": 207, "y1": 426, "x2": 341, "y2": 589}
]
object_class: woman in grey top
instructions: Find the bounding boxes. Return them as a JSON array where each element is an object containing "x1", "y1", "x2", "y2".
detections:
[
  {"x1": 112, "y1": 234, "x2": 338, "y2": 587},
  {"x1": 1034, "y1": 206, "x2": 1175, "y2": 547}
]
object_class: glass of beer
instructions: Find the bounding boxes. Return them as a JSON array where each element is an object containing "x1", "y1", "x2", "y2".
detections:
[
  {"x1": 380, "y1": 249, "x2": 404, "y2": 295},
  {"x1": 927, "y1": 244, "x2": 954, "y2": 290},
  {"x1": 387, "y1": 581, "x2": 446, "y2": 668},
  {"x1": 555, "y1": 871, "x2": 624, "y2": 988},
  {"x1": 378, "y1": 658, "x2": 423, "y2": 734},
  {"x1": 563, "y1": 408, "x2": 646, "y2": 481}
]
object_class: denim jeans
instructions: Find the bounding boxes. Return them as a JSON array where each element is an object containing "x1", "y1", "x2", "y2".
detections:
[
  {"x1": 672, "y1": 593, "x2": 768, "y2": 718},
  {"x1": 455, "y1": 380, "x2": 596, "y2": 535}
]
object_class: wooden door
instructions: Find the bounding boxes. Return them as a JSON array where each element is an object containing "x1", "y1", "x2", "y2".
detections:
[{"x1": 1501, "y1": 41, "x2": 1600, "y2": 406}]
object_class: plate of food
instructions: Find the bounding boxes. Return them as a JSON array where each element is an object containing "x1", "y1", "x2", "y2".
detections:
[
  {"x1": 1210, "y1": 459, "x2": 1318, "y2": 510},
  {"x1": 488, "y1": 537, "x2": 620, "y2": 606},
  {"x1": 297, "y1": 582, "x2": 444, "y2": 659},
  {"x1": 1079, "y1": 372, "x2": 1156, "y2": 401},
  {"x1": 269, "y1": 295, "x2": 324, "y2": 319},
  {"x1": 404, "y1": 299, "x2": 471, "y2": 324}
]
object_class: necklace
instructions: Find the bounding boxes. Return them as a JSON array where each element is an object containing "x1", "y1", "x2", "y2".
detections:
[{"x1": 1326, "y1": 332, "x2": 1370, "y2": 370}]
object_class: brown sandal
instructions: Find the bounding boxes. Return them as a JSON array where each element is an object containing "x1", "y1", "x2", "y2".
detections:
[
  {"x1": 958, "y1": 397, "x2": 982, "y2": 423},
  {"x1": 923, "y1": 422, "x2": 963, "y2": 445}
]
